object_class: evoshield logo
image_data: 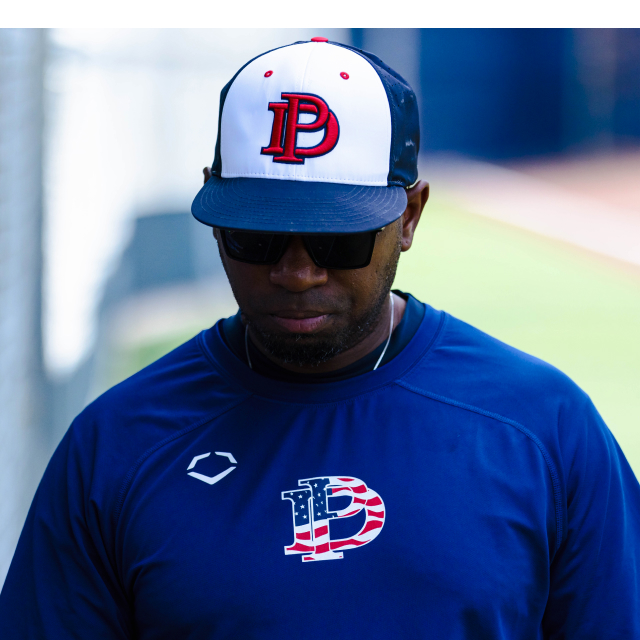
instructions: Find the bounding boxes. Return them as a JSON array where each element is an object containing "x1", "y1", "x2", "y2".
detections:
[
  {"x1": 261, "y1": 93, "x2": 339, "y2": 164},
  {"x1": 281, "y1": 476, "x2": 385, "y2": 562}
]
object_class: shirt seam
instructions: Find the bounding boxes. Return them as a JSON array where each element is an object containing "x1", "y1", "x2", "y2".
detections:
[
  {"x1": 395, "y1": 379, "x2": 564, "y2": 555},
  {"x1": 112, "y1": 393, "x2": 252, "y2": 526}
]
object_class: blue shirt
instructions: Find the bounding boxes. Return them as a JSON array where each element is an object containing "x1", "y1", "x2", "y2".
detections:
[{"x1": 1, "y1": 297, "x2": 639, "y2": 639}]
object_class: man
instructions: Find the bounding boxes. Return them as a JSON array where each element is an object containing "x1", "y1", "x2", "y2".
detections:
[{"x1": 1, "y1": 38, "x2": 639, "y2": 639}]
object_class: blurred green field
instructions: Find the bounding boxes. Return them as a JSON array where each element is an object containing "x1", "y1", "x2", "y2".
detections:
[
  {"x1": 395, "y1": 196, "x2": 640, "y2": 478},
  {"x1": 109, "y1": 196, "x2": 640, "y2": 478}
]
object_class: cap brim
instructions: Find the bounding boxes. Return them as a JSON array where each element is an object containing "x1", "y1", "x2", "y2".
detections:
[{"x1": 191, "y1": 176, "x2": 407, "y2": 234}]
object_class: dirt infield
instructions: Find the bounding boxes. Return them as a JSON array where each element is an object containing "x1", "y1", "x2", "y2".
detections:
[
  {"x1": 421, "y1": 152, "x2": 640, "y2": 270},
  {"x1": 512, "y1": 151, "x2": 640, "y2": 215}
]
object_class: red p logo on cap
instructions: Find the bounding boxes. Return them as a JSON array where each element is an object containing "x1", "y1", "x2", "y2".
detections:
[{"x1": 261, "y1": 93, "x2": 340, "y2": 164}]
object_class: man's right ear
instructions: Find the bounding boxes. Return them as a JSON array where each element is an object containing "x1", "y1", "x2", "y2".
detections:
[{"x1": 203, "y1": 167, "x2": 212, "y2": 184}]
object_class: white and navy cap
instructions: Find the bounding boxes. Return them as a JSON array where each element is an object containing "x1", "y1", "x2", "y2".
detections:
[{"x1": 191, "y1": 38, "x2": 420, "y2": 234}]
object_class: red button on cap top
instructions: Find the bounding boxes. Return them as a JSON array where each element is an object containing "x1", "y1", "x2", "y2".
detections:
[{"x1": 311, "y1": 37, "x2": 329, "y2": 42}]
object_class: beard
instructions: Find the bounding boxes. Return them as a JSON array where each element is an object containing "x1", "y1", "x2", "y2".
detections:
[{"x1": 242, "y1": 235, "x2": 402, "y2": 368}]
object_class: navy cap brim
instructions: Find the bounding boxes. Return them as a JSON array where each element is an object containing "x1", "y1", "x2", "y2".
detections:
[{"x1": 191, "y1": 176, "x2": 407, "y2": 234}]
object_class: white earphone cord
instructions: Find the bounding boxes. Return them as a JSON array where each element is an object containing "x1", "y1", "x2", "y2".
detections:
[
  {"x1": 245, "y1": 292, "x2": 394, "y2": 372},
  {"x1": 372, "y1": 291, "x2": 394, "y2": 371}
]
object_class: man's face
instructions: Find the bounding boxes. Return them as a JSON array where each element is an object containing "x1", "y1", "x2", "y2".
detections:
[
  {"x1": 211, "y1": 179, "x2": 429, "y2": 370},
  {"x1": 216, "y1": 223, "x2": 402, "y2": 367}
]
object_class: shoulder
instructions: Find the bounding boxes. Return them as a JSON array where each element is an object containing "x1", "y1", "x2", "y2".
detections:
[
  {"x1": 399, "y1": 310, "x2": 629, "y2": 554},
  {"x1": 66, "y1": 332, "x2": 250, "y2": 494},
  {"x1": 400, "y1": 310, "x2": 594, "y2": 443}
]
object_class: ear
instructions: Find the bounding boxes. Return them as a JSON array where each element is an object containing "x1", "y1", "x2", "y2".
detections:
[
  {"x1": 400, "y1": 180, "x2": 429, "y2": 252},
  {"x1": 203, "y1": 167, "x2": 212, "y2": 184}
]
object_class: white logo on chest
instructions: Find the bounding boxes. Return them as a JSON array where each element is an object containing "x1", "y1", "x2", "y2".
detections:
[{"x1": 187, "y1": 451, "x2": 237, "y2": 485}]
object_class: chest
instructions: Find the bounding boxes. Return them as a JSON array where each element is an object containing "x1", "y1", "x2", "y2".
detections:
[{"x1": 116, "y1": 400, "x2": 553, "y2": 639}]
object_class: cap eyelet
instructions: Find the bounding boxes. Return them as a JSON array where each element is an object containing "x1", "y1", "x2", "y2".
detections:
[
  {"x1": 340, "y1": 72, "x2": 349, "y2": 80},
  {"x1": 264, "y1": 70, "x2": 273, "y2": 78}
]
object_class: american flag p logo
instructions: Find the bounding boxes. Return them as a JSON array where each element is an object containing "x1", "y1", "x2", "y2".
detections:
[{"x1": 281, "y1": 476, "x2": 385, "y2": 562}]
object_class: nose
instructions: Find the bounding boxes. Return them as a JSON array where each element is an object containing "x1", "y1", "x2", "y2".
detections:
[{"x1": 269, "y1": 235, "x2": 328, "y2": 292}]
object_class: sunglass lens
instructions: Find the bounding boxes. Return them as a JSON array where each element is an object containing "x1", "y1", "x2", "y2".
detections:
[
  {"x1": 307, "y1": 233, "x2": 376, "y2": 269},
  {"x1": 223, "y1": 230, "x2": 286, "y2": 264}
]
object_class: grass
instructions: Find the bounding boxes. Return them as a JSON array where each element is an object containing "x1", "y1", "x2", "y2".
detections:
[{"x1": 105, "y1": 329, "x2": 204, "y2": 390}]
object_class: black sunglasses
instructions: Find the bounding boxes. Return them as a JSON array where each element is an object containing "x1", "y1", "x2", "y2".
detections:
[{"x1": 219, "y1": 228, "x2": 384, "y2": 270}]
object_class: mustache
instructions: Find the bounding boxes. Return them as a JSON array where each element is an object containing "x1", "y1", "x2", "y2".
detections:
[{"x1": 248, "y1": 293, "x2": 350, "y2": 316}]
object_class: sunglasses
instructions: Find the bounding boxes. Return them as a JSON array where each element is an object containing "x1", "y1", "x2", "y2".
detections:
[{"x1": 219, "y1": 228, "x2": 384, "y2": 270}]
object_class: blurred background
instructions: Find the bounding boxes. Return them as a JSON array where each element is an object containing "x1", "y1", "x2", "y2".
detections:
[{"x1": 1, "y1": 28, "x2": 639, "y2": 586}]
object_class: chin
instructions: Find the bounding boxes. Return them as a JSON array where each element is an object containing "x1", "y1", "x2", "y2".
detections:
[{"x1": 254, "y1": 327, "x2": 350, "y2": 367}]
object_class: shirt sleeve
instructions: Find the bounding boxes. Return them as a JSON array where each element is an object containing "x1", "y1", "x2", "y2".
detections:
[
  {"x1": 542, "y1": 399, "x2": 640, "y2": 639},
  {"x1": 0, "y1": 421, "x2": 134, "y2": 639}
]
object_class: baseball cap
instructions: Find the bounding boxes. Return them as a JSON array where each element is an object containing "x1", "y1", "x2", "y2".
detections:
[{"x1": 191, "y1": 38, "x2": 420, "y2": 234}]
